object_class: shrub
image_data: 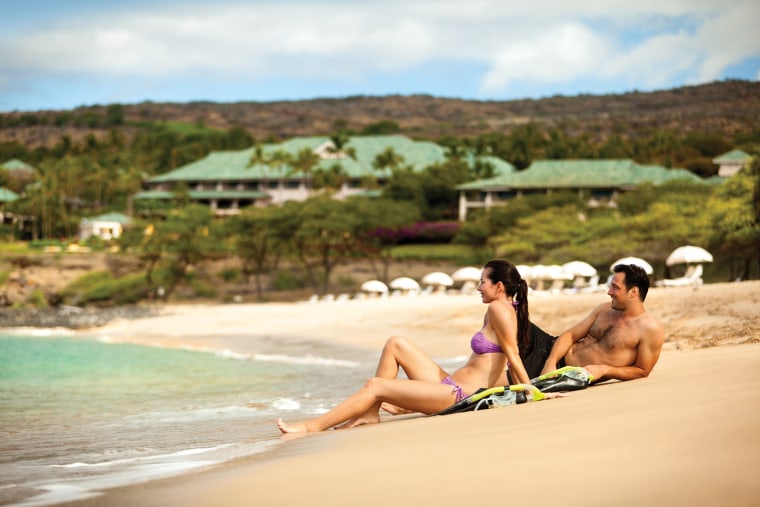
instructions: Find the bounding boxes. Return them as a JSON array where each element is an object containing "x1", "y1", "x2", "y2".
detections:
[
  {"x1": 337, "y1": 274, "x2": 356, "y2": 288},
  {"x1": 218, "y1": 267, "x2": 241, "y2": 282},
  {"x1": 271, "y1": 269, "x2": 307, "y2": 291},
  {"x1": 371, "y1": 221, "x2": 461, "y2": 245},
  {"x1": 111, "y1": 274, "x2": 152, "y2": 305},
  {"x1": 28, "y1": 289, "x2": 49, "y2": 308}
]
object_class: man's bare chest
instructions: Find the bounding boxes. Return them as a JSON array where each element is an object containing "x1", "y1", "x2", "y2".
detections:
[{"x1": 588, "y1": 316, "x2": 639, "y2": 351}]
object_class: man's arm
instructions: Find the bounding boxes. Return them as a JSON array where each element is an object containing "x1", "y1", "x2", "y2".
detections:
[
  {"x1": 585, "y1": 317, "x2": 665, "y2": 382},
  {"x1": 540, "y1": 305, "x2": 604, "y2": 375}
]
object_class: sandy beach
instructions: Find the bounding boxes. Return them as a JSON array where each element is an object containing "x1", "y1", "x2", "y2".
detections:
[{"x1": 57, "y1": 280, "x2": 760, "y2": 507}]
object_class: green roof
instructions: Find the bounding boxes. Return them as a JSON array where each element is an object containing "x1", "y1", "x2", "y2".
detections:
[
  {"x1": 147, "y1": 135, "x2": 454, "y2": 183},
  {"x1": 457, "y1": 159, "x2": 704, "y2": 191},
  {"x1": 134, "y1": 190, "x2": 269, "y2": 200},
  {"x1": 713, "y1": 149, "x2": 751, "y2": 163},
  {"x1": 1, "y1": 158, "x2": 37, "y2": 173},
  {"x1": 0, "y1": 187, "x2": 20, "y2": 202},
  {"x1": 81, "y1": 212, "x2": 132, "y2": 224}
]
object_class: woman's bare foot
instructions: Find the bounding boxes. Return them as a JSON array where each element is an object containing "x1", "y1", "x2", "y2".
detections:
[{"x1": 277, "y1": 418, "x2": 309, "y2": 434}]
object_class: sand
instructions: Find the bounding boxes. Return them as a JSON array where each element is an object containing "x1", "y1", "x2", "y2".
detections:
[{"x1": 63, "y1": 281, "x2": 760, "y2": 507}]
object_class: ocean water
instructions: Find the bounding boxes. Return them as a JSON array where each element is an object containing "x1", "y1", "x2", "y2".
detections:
[{"x1": 0, "y1": 331, "x2": 380, "y2": 506}]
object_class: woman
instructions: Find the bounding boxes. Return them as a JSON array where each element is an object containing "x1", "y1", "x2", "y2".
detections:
[{"x1": 277, "y1": 259, "x2": 534, "y2": 433}]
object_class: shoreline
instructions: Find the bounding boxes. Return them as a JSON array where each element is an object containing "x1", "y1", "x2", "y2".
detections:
[
  {"x1": 5, "y1": 281, "x2": 760, "y2": 507},
  {"x1": 57, "y1": 343, "x2": 760, "y2": 507}
]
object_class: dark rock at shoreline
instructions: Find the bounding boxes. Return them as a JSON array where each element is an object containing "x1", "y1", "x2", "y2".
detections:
[{"x1": 0, "y1": 305, "x2": 162, "y2": 329}]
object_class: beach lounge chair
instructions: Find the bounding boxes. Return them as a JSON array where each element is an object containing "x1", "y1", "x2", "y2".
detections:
[{"x1": 657, "y1": 264, "x2": 704, "y2": 288}]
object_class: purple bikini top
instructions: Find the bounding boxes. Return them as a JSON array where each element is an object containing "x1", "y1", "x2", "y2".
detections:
[{"x1": 470, "y1": 331, "x2": 503, "y2": 354}]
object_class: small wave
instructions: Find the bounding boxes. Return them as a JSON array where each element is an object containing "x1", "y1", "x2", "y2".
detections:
[
  {"x1": 126, "y1": 405, "x2": 259, "y2": 424},
  {"x1": 51, "y1": 445, "x2": 233, "y2": 469},
  {"x1": 4, "y1": 327, "x2": 75, "y2": 337},
  {"x1": 93, "y1": 338, "x2": 359, "y2": 368},
  {"x1": 213, "y1": 348, "x2": 251, "y2": 361},
  {"x1": 253, "y1": 353, "x2": 359, "y2": 367},
  {"x1": 272, "y1": 398, "x2": 300, "y2": 411}
]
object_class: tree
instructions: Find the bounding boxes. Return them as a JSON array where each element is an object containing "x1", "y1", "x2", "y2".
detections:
[
  {"x1": 228, "y1": 207, "x2": 278, "y2": 299},
  {"x1": 597, "y1": 134, "x2": 630, "y2": 159},
  {"x1": 373, "y1": 147, "x2": 405, "y2": 173},
  {"x1": 153, "y1": 204, "x2": 221, "y2": 299},
  {"x1": 706, "y1": 158, "x2": 760, "y2": 280},
  {"x1": 348, "y1": 197, "x2": 420, "y2": 281},
  {"x1": 289, "y1": 196, "x2": 361, "y2": 294},
  {"x1": 289, "y1": 148, "x2": 321, "y2": 178},
  {"x1": 507, "y1": 123, "x2": 547, "y2": 169},
  {"x1": 360, "y1": 120, "x2": 400, "y2": 135},
  {"x1": 326, "y1": 129, "x2": 356, "y2": 160},
  {"x1": 120, "y1": 220, "x2": 163, "y2": 286}
]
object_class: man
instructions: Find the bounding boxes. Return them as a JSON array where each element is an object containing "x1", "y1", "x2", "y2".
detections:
[{"x1": 539, "y1": 263, "x2": 665, "y2": 383}]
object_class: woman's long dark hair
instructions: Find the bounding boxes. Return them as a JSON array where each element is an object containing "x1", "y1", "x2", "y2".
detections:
[{"x1": 483, "y1": 259, "x2": 530, "y2": 356}]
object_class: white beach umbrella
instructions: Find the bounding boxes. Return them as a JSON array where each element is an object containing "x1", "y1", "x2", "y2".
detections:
[
  {"x1": 548, "y1": 264, "x2": 574, "y2": 280},
  {"x1": 389, "y1": 276, "x2": 421, "y2": 291},
  {"x1": 530, "y1": 264, "x2": 571, "y2": 280},
  {"x1": 529, "y1": 264, "x2": 551, "y2": 280},
  {"x1": 610, "y1": 256, "x2": 654, "y2": 275},
  {"x1": 421, "y1": 271, "x2": 454, "y2": 288},
  {"x1": 360, "y1": 280, "x2": 388, "y2": 294},
  {"x1": 451, "y1": 266, "x2": 482, "y2": 282},
  {"x1": 561, "y1": 261, "x2": 598, "y2": 278},
  {"x1": 666, "y1": 245, "x2": 714, "y2": 266}
]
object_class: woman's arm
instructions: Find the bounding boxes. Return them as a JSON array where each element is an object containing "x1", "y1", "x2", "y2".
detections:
[{"x1": 488, "y1": 301, "x2": 531, "y2": 384}]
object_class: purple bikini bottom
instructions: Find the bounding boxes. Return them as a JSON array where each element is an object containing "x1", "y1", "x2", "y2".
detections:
[{"x1": 441, "y1": 376, "x2": 469, "y2": 402}]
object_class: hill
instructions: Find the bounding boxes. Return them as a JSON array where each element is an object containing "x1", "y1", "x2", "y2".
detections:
[{"x1": 1, "y1": 80, "x2": 758, "y2": 148}]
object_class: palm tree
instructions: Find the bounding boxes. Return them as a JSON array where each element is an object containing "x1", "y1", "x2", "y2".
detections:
[
  {"x1": 373, "y1": 147, "x2": 405, "y2": 173},
  {"x1": 247, "y1": 145, "x2": 267, "y2": 167},
  {"x1": 326, "y1": 130, "x2": 356, "y2": 160}
]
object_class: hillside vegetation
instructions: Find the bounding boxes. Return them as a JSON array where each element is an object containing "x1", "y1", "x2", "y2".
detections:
[{"x1": 2, "y1": 80, "x2": 758, "y2": 147}]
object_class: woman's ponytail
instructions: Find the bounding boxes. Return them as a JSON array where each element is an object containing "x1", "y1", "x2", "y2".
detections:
[{"x1": 515, "y1": 278, "x2": 530, "y2": 356}]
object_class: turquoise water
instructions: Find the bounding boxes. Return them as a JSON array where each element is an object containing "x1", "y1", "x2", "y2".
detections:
[{"x1": 0, "y1": 332, "x2": 371, "y2": 506}]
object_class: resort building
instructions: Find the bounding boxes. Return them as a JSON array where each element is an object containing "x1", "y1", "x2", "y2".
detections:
[
  {"x1": 713, "y1": 149, "x2": 751, "y2": 178},
  {"x1": 456, "y1": 159, "x2": 705, "y2": 221},
  {"x1": 0, "y1": 186, "x2": 20, "y2": 225},
  {"x1": 1, "y1": 159, "x2": 37, "y2": 234},
  {"x1": 134, "y1": 135, "x2": 513, "y2": 216},
  {"x1": 79, "y1": 212, "x2": 133, "y2": 241},
  {"x1": 1, "y1": 158, "x2": 38, "y2": 179}
]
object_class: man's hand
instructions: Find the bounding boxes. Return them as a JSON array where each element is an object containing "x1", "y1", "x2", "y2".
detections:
[{"x1": 582, "y1": 364, "x2": 608, "y2": 383}]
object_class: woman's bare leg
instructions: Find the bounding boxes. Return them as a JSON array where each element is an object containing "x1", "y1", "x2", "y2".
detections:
[
  {"x1": 339, "y1": 335, "x2": 448, "y2": 426},
  {"x1": 277, "y1": 377, "x2": 456, "y2": 433},
  {"x1": 380, "y1": 402, "x2": 414, "y2": 415},
  {"x1": 374, "y1": 335, "x2": 447, "y2": 381}
]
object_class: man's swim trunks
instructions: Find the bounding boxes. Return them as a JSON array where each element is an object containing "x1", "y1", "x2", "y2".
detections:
[
  {"x1": 509, "y1": 323, "x2": 565, "y2": 384},
  {"x1": 441, "y1": 376, "x2": 468, "y2": 402}
]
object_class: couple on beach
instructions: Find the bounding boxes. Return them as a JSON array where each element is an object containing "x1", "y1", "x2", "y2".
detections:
[{"x1": 278, "y1": 259, "x2": 665, "y2": 433}]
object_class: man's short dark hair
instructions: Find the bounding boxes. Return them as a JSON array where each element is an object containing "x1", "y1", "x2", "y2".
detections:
[{"x1": 613, "y1": 263, "x2": 650, "y2": 301}]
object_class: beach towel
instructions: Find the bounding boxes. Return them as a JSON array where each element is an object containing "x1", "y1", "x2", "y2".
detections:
[
  {"x1": 530, "y1": 366, "x2": 594, "y2": 393},
  {"x1": 436, "y1": 367, "x2": 593, "y2": 415},
  {"x1": 435, "y1": 384, "x2": 546, "y2": 415}
]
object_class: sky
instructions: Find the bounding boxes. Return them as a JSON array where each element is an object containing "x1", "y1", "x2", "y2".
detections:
[{"x1": 1, "y1": 0, "x2": 759, "y2": 112}]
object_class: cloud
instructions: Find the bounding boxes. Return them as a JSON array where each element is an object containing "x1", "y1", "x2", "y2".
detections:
[
  {"x1": 2, "y1": 3, "x2": 439, "y2": 79},
  {"x1": 479, "y1": 23, "x2": 612, "y2": 93},
  {"x1": 0, "y1": 0, "x2": 758, "y2": 108}
]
